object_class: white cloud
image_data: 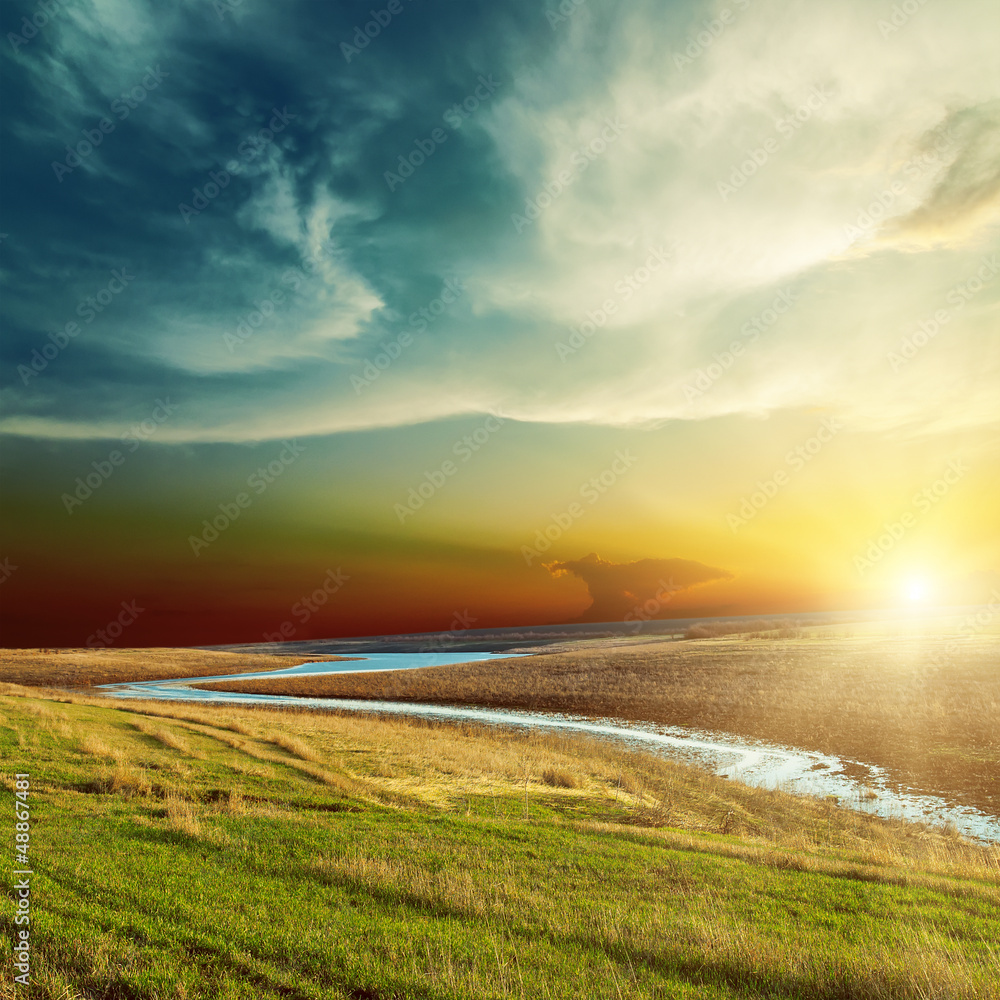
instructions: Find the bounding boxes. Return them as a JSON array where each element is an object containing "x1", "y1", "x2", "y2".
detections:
[
  {"x1": 456, "y1": 0, "x2": 1000, "y2": 437},
  {"x1": 5, "y1": 0, "x2": 998, "y2": 445}
]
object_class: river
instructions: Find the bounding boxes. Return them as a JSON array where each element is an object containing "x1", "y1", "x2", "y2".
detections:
[{"x1": 98, "y1": 652, "x2": 1000, "y2": 843}]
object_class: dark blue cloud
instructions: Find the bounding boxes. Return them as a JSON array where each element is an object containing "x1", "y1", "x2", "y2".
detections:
[{"x1": 1, "y1": 0, "x2": 557, "y2": 434}]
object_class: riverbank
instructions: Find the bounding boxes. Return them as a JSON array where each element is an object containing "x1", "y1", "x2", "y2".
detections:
[
  {"x1": 195, "y1": 628, "x2": 1000, "y2": 820},
  {"x1": 93, "y1": 666, "x2": 1000, "y2": 843},
  {"x1": 0, "y1": 647, "x2": 346, "y2": 687},
  {"x1": 1, "y1": 688, "x2": 998, "y2": 999}
]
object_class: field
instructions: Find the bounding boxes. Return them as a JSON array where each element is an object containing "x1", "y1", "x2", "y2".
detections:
[
  {"x1": 2, "y1": 685, "x2": 999, "y2": 999},
  {"x1": 193, "y1": 627, "x2": 1000, "y2": 819},
  {"x1": 0, "y1": 647, "x2": 346, "y2": 688}
]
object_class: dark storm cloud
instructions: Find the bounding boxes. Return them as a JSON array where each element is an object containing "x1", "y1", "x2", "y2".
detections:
[
  {"x1": 0, "y1": 0, "x2": 545, "y2": 433},
  {"x1": 546, "y1": 552, "x2": 732, "y2": 622}
]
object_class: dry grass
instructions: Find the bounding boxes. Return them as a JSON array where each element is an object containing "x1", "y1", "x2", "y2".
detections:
[
  {"x1": 131, "y1": 720, "x2": 203, "y2": 758},
  {"x1": 2, "y1": 687, "x2": 998, "y2": 886},
  {"x1": 306, "y1": 844, "x2": 999, "y2": 995},
  {"x1": 164, "y1": 792, "x2": 202, "y2": 837},
  {"x1": 128, "y1": 701, "x2": 999, "y2": 879},
  {"x1": 79, "y1": 733, "x2": 126, "y2": 763},
  {"x1": 542, "y1": 767, "x2": 579, "y2": 788},
  {"x1": 84, "y1": 762, "x2": 153, "y2": 798},
  {"x1": 683, "y1": 617, "x2": 828, "y2": 639},
  {"x1": 269, "y1": 731, "x2": 324, "y2": 762},
  {"x1": 2, "y1": 687, "x2": 998, "y2": 999},
  {"x1": 196, "y1": 630, "x2": 1000, "y2": 817},
  {"x1": 0, "y1": 647, "x2": 348, "y2": 688},
  {"x1": 4, "y1": 674, "x2": 996, "y2": 877}
]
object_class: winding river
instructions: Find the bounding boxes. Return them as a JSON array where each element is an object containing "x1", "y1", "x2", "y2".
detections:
[{"x1": 99, "y1": 652, "x2": 1000, "y2": 844}]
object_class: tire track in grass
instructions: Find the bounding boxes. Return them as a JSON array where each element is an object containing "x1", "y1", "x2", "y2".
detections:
[{"x1": 158, "y1": 716, "x2": 383, "y2": 801}]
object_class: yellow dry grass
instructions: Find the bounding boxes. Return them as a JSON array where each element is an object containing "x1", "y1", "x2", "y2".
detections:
[
  {"x1": 79, "y1": 733, "x2": 125, "y2": 762},
  {"x1": 197, "y1": 631, "x2": 1000, "y2": 816},
  {"x1": 1, "y1": 685, "x2": 998, "y2": 889},
  {"x1": 0, "y1": 647, "x2": 347, "y2": 688},
  {"x1": 132, "y1": 719, "x2": 203, "y2": 758},
  {"x1": 269, "y1": 731, "x2": 324, "y2": 762}
]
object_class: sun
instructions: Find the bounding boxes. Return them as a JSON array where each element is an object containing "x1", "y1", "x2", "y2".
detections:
[{"x1": 903, "y1": 575, "x2": 931, "y2": 603}]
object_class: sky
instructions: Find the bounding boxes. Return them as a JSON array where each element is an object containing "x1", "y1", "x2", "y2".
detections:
[{"x1": 1, "y1": 0, "x2": 998, "y2": 647}]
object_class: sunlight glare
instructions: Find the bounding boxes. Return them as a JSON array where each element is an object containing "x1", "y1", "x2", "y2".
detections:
[{"x1": 904, "y1": 576, "x2": 930, "y2": 603}]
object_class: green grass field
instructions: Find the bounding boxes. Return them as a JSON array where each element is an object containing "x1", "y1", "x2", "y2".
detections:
[{"x1": 2, "y1": 689, "x2": 998, "y2": 999}]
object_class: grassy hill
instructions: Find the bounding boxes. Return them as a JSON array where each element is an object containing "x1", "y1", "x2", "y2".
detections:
[{"x1": 1, "y1": 685, "x2": 998, "y2": 999}]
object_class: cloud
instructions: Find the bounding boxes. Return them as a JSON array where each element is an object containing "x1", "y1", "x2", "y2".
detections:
[
  {"x1": 545, "y1": 553, "x2": 733, "y2": 622},
  {"x1": 1, "y1": 0, "x2": 999, "y2": 445},
  {"x1": 878, "y1": 101, "x2": 1000, "y2": 248}
]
